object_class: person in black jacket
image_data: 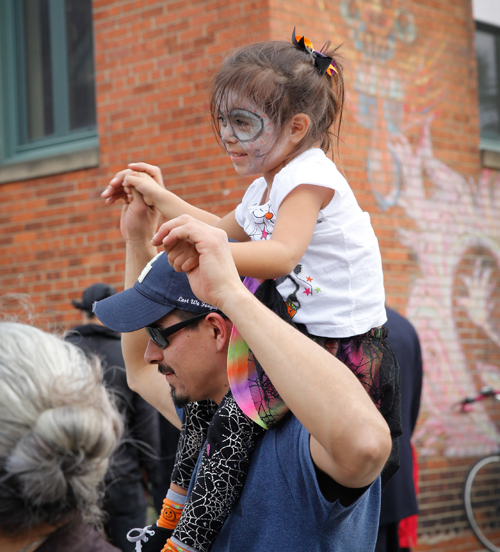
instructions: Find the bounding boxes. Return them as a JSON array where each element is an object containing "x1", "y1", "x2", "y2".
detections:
[
  {"x1": 66, "y1": 283, "x2": 162, "y2": 552},
  {"x1": 375, "y1": 307, "x2": 423, "y2": 552}
]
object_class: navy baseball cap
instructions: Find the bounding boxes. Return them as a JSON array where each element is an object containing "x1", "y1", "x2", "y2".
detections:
[
  {"x1": 93, "y1": 252, "x2": 218, "y2": 332},
  {"x1": 72, "y1": 283, "x2": 117, "y2": 314}
]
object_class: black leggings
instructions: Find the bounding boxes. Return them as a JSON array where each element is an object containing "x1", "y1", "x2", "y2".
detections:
[{"x1": 171, "y1": 391, "x2": 264, "y2": 551}]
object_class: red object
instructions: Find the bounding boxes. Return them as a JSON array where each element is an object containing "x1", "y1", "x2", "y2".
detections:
[{"x1": 398, "y1": 444, "x2": 419, "y2": 548}]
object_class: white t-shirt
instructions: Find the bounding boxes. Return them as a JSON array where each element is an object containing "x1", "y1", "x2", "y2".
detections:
[{"x1": 234, "y1": 148, "x2": 386, "y2": 338}]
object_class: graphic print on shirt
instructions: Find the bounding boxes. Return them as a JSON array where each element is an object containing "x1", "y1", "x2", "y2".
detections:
[
  {"x1": 275, "y1": 264, "x2": 314, "y2": 319},
  {"x1": 244, "y1": 202, "x2": 276, "y2": 240}
]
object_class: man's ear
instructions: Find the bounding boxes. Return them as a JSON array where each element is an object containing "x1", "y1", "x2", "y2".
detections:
[
  {"x1": 290, "y1": 113, "x2": 311, "y2": 143},
  {"x1": 205, "y1": 313, "x2": 231, "y2": 352}
]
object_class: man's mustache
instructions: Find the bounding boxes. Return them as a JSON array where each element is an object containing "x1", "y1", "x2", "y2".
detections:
[{"x1": 158, "y1": 363, "x2": 175, "y2": 376}]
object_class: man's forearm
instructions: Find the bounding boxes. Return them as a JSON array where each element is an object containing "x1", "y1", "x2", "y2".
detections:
[
  {"x1": 121, "y1": 238, "x2": 156, "y2": 387},
  {"x1": 121, "y1": 240, "x2": 180, "y2": 427},
  {"x1": 220, "y1": 286, "x2": 392, "y2": 487},
  {"x1": 125, "y1": 239, "x2": 158, "y2": 289},
  {"x1": 158, "y1": 215, "x2": 393, "y2": 461}
]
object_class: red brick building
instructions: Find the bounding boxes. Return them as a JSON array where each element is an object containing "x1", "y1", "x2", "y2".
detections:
[{"x1": 1, "y1": 1, "x2": 499, "y2": 550}]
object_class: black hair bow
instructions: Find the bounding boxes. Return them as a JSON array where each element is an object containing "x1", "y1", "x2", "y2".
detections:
[{"x1": 291, "y1": 27, "x2": 336, "y2": 76}]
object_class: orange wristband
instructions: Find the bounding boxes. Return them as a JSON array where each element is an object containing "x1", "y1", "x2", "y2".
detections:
[
  {"x1": 161, "y1": 538, "x2": 187, "y2": 552},
  {"x1": 157, "y1": 497, "x2": 184, "y2": 530}
]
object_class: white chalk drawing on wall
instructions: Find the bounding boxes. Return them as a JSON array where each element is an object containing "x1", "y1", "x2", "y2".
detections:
[
  {"x1": 340, "y1": 0, "x2": 423, "y2": 211},
  {"x1": 459, "y1": 260, "x2": 500, "y2": 350},
  {"x1": 390, "y1": 119, "x2": 500, "y2": 456},
  {"x1": 339, "y1": 0, "x2": 500, "y2": 456}
]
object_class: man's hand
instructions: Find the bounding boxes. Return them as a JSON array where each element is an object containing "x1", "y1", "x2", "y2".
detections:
[
  {"x1": 101, "y1": 165, "x2": 162, "y2": 244},
  {"x1": 120, "y1": 188, "x2": 162, "y2": 244},
  {"x1": 159, "y1": 215, "x2": 242, "y2": 311}
]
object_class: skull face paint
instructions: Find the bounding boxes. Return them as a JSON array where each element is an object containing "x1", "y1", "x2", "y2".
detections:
[
  {"x1": 219, "y1": 100, "x2": 293, "y2": 181},
  {"x1": 219, "y1": 108, "x2": 265, "y2": 142}
]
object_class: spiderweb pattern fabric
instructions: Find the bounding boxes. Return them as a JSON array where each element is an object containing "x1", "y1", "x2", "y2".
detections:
[
  {"x1": 171, "y1": 400, "x2": 219, "y2": 490},
  {"x1": 172, "y1": 391, "x2": 265, "y2": 551}
]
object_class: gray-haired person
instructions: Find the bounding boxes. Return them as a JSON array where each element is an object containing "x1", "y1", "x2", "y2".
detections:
[{"x1": 0, "y1": 322, "x2": 123, "y2": 552}]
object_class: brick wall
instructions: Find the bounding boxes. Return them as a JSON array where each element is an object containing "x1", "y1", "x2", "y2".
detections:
[
  {"x1": 1, "y1": 1, "x2": 500, "y2": 550},
  {"x1": 0, "y1": 0, "x2": 271, "y2": 330}
]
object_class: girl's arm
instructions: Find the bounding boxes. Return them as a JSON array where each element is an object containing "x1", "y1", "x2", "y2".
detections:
[
  {"x1": 216, "y1": 210, "x2": 251, "y2": 242},
  {"x1": 103, "y1": 162, "x2": 225, "y2": 227},
  {"x1": 117, "y1": 164, "x2": 252, "y2": 243},
  {"x1": 121, "y1": 164, "x2": 222, "y2": 226},
  {"x1": 154, "y1": 184, "x2": 333, "y2": 278},
  {"x1": 229, "y1": 184, "x2": 333, "y2": 278}
]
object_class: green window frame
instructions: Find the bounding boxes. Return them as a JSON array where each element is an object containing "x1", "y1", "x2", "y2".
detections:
[
  {"x1": 475, "y1": 21, "x2": 500, "y2": 153},
  {"x1": 0, "y1": 0, "x2": 99, "y2": 182}
]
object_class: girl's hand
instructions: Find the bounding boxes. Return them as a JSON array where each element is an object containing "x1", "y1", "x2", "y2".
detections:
[
  {"x1": 127, "y1": 162, "x2": 166, "y2": 188},
  {"x1": 101, "y1": 162, "x2": 165, "y2": 205},
  {"x1": 123, "y1": 170, "x2": 166, "y2": 208},
  {"x1": 164, "y1": 234, "x2": 201, "y2": 273}
]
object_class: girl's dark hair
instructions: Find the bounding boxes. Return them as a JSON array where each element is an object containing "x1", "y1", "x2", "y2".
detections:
[{"x1": 209, "y1": 39, "x2": 344, "y2": 159}]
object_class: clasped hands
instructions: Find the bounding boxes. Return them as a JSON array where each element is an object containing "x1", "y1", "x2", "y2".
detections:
[{"x1": 102, "y1": 163, "x2": 240, "y2": 312}]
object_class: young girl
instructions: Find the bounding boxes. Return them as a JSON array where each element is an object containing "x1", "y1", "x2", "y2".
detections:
[{"x1": 105, "y1": 30, "x2": 400, "y2": 552}]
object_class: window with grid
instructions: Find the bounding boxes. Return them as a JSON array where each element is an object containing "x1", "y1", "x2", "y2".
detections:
[{"x1": 0, "y1": 0, "x2": 98, "y2": 180}]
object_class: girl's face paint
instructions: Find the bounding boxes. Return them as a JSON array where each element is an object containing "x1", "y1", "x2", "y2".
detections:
[
  {"x1": 219, "y1": 96, "x2": 296, "y2": 184},
  {"x1": 219, "y1": 108, "x2": 264, "y2": 142}
]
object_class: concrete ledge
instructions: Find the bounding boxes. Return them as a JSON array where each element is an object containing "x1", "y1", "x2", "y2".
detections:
[
  {"x1": 0, "y1": 146, "x2": 100, "y2": 183},
  {"x1": 481, "y1": 148, "x2": 500, "y2": 170}
]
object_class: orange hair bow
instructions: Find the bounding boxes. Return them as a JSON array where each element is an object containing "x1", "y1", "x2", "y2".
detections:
[{"x1": 291, "y1": 28, "x2": 338, "y2": 76}]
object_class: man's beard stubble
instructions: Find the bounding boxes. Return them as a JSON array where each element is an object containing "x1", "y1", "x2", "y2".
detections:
[
  {"x1": 170, "y1": 386, "x2": 189, "y2": 408},
  {"x1": 158, "y1": 362, "x2": 190, "y2": 408}
]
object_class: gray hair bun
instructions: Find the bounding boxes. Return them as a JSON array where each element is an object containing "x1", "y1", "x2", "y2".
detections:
[{"x1": 0, "y1": 322, "x2": 123, "y2": 536}]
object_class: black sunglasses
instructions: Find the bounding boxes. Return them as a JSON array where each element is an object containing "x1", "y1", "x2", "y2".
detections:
[{"x1": 145, "y1": 311, "x2": 216, "y2": 349}]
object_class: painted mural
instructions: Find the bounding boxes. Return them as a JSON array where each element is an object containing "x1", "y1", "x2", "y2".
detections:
[
  {"x1": 338, "y1": 0, "x2": 500, "y2": 456},
  {"x1": 391, "y1": 120, "x2": 500, "y2": 456}
]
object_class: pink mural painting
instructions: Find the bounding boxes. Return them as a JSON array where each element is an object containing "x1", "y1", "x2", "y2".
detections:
[
  {"x1": 391, "y1": 119, "x2": 500, "y2": 456},
  {"x1": 338, "y1": 0, "x2": 500, "y2": 456}
]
